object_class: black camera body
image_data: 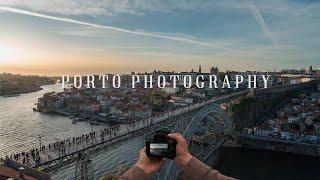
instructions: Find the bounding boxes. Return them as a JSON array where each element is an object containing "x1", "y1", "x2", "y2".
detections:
[{"x1": 146, "y1": 131, "x2": 177, "y2": 159}]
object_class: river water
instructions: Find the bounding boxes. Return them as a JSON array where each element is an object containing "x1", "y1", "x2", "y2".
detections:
[
  {"x1": 1, "y1": 84, "x2": 319, "y2": 180},
  {"x1": 214, "y1": 146, "x2": 320, "y2": 180},
  {"x1": 0, "y1": 84, "x2": 102, "y2": 157},
  {"x1": 0, "y1": 84, "x2": 145, "y2": 179}
]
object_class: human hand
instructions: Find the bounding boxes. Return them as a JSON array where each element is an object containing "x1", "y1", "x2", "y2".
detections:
[
  {"x1": 168, "y1": 133, "x2": 193, "y2": 167},
  {"x1": 135, "y1": 147, "x2": 166, "y2": 175}
]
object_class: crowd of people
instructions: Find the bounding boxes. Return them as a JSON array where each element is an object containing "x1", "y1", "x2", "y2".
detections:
[
  {"x1": 6, "y1": 112, "x2": 174, "y2": 167},
  {"x1": 6, "y1": 126, "x2": 126, "y2": 166}
]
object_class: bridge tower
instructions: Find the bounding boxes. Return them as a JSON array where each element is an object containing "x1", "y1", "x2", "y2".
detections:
[{"x1": 75, "y1": 151, "x2": 94, "y2": 180}]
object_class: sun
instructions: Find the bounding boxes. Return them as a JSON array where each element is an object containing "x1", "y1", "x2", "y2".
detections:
[{"x1": 0, "y1": 44, "x2": 20, "y2": 63}]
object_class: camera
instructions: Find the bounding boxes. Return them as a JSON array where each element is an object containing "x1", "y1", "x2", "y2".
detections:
[{"x1": 146, "y1": 130, "x2": 177, "y2": 159}]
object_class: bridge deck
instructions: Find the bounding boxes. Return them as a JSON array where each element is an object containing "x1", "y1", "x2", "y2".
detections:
[{"x1": 6, "y1": 80, "x2": 319, "y2": 173}]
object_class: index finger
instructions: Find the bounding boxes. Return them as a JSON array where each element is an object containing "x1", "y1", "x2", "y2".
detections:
[{"x1": 168, "y1": 133, "x2": 185, "y2": 142}]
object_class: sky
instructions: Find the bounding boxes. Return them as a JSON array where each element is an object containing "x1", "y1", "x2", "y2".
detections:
[{"x1": 0, "y1": 0, "x2": 319, "y2": 75}]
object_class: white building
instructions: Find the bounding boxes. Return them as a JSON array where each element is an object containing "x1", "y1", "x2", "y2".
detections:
[{"x1": 163, "y1": 87, "x2": 179, "y2": 94}]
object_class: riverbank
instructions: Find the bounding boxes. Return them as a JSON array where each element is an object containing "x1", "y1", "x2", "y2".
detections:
[
  {"x1": 0, "y1": 84, "x2": 103, "y2": 157},
  {"x1": 0, "y1": 72, "x2": 56, "y2": 96},
  {"x1": 238, "y1": 134, "x2": 320, "y2": 157},
  {"x1": 1, "y1": 86, "x2": 43, "y2": 97}
]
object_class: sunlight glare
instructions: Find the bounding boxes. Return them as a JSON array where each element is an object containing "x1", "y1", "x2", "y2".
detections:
[{"x1": 0, "y1": 44, "x2": 20, "y2": 63}]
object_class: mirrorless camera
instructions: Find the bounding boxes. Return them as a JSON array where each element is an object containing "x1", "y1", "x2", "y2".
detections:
[{"x1": 146, "y1": 130, "x2": 177, "y2": 159}]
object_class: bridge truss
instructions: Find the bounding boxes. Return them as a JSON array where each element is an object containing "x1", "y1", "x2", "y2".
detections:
[{"x1": 154, "y1": 103, "x2": 234, "y2": 180}]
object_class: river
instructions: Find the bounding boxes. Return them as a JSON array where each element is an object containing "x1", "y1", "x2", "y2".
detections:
[
  {"x1": 0, "y1": 84, "x2": 103, "y2": 157},
  {"x1": 1, "y1": 84, "x2": 319, "y2": 180},
  {"x1": 0, "y1": 84, "x2": 144, "y2": 179},
  {"x1": 214, "y1": 146, "x2": 320, "y2": 180}
]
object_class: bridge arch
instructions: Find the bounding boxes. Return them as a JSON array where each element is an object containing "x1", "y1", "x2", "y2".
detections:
[
  {"x1": 183, "y1": 103, "x2": 234, "y2": 142},
  {"x1": 158, "y1": 103, "x2": 234, "y2": 180}
]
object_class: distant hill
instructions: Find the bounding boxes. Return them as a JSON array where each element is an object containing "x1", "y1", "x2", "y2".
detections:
[{"x1": 0, "y1": 73, "x2": 56, "y2": 96}]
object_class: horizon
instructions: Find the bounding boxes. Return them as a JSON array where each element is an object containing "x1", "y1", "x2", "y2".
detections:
[
  {"x1": 1, "y1": 0, "x2": 320, "y2": 75},
  {"x1": 0, "y1": 64, "x2": 317, "y2": 77}
]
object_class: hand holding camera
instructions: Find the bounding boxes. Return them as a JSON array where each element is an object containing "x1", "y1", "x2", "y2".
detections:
[
  {"x1": 127, "y1": 132, "x2": 233, "y2": 179},
  {"x1": 135, "y1": 147, "x2": 165, "y2": 176},
  {"x1": 167, "y1": 133, "x2": 193, "y2": 167},
  {"x1": 146, "y1": 131, "x2": 177, "y2": 159},
  {"x1": 138, "y1": 132, "x2": 193, "y2": 175}
]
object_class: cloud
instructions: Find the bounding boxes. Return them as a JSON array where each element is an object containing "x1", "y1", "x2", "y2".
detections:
[
  {"x1": 69, "y1": 45, "x2": 164, "y2": 51},
  {"x1": 56, "y1": 30, "x2": 102, "y2": 37},
  {"x1": 0, "y1": 0, "x2": 136, "y2": 16},
  {"x1": 0, "y1": 0, "x2": 254, "y2": 16},
  {"x1": 0, "y1": 6, "x2": 238, "y2": 52},
  {"x1": 246, "y1": 0, "x2": 276, "y2": 45},
  {"x1": 1, "y1": 0, "x2": 318, "y2": 18}
]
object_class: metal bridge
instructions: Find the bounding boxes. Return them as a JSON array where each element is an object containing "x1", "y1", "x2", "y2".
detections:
[
  {"x1": 34, "y1": 90, "x2": 246, "y2": 173},
  {"x1": 8, "y1": 79, "x2": 320, "y2": 179},
  {"x1": 156, "y1": 103, "x2": 234, "y2": 180},
  {"x1": 153, "y1": 79, "x2": 320, "y2": 180}
]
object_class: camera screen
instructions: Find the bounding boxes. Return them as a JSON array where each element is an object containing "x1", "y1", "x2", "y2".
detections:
[{"x1": 150, "y1": 143, "x2": 168, "y2": 155}]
